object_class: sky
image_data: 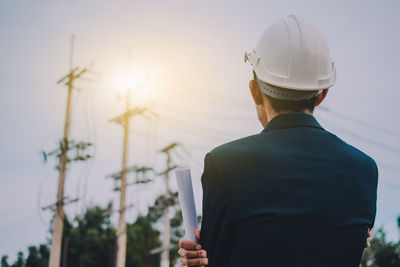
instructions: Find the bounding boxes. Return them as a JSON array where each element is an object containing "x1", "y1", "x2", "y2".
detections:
[{"x1": 1, "y1": 0, "x2": 400, "y2": 261}]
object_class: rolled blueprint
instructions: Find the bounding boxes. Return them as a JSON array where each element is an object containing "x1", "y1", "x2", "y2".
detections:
[{"x1": 175, "y1": 167, "x2": 198, "y2": 242}]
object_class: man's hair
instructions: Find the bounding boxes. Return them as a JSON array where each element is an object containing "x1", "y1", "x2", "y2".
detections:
[{"x1": 253, "y1": 71, "x2": 318, "y2": 113}]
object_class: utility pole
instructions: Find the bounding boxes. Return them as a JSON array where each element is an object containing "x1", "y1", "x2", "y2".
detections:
[
  {"x1": 114, "y1": 89, "x2": 131, "y2": 267},
  {"x1": 110, "y1": 48, "x2": 157, "y2": 267},
  {"x1": 159, "y1": 143, "x2": 179, "y2": 267},
  {"x1": 48, "y1": 35, "x2": 88, "y2": 267},
  {"x1": 111, "y1": 99, "x2": 155, "y2": 267}
]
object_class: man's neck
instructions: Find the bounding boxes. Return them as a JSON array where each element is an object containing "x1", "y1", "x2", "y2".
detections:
[{"x1": 266, "y1": 109, "x2": 313, "y2": 124}]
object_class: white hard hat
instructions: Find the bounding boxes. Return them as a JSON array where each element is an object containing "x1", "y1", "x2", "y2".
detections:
[{"x1": 245, "y1": 15, "x2": 336, "y2": 97}]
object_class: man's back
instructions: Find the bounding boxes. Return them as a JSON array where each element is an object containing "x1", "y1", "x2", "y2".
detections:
[{"x1": 200, "y1": 112, "x2": 378, "y2": 267}]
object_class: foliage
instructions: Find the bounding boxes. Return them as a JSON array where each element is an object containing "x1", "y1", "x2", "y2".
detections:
[
  {"x1": 147, "y1": 192, "x2": 183, "y2": 267},
  {"x1": 1, "y1": 251, "x2": 25, "y2": 267},
  {"x1": 1, "y1": 256, "x2": 10, "y2": 267},
  {"x1": 126, "y1": 215, "x2": 161, "y2": 267},
  {"x1": 169, "y1": 210, "x2": 185, "y2": 266},
  {"x1": 0, "y1": 197, "x2": 181, "y2": 267},
  {"x1": 62, "y1": 204, "x2": 116, "y2": 267},
  {"x1": 25, "y1": 245, "x2": 49, "y2": 267},
  {"x1": 360, "y1": 228, "x2": 400, "y2": 267}
]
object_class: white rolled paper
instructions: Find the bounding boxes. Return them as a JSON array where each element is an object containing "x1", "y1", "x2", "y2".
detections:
[{"x1": 175, "y1": 167, "x2": 198, "y2": 242}]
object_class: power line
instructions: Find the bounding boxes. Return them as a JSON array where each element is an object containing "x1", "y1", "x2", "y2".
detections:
[
  {"x1": 155, "y1": 101, "x2": 255, "y2": 122},
  {"x1": 158, "y1": 79, "x2": 400, "y2": 144},
  {"x1": 37, "y1": 179, "x2": 51, "y2": 228},
  {"x1": 158, "y1": 119, "x2": 233, "y2": 143},
  {"x1": 319, "y1": 106, "x2": 400, "y2": 139},
  {"x1": 156, "y1": 81, "x2": 251, "y2": 109},
  {"x1": 159, "y1": 78, "x2": 251, "y2": 106},
  {"x1": 78, "y1": 88, "x2": 98, "y2": 215},
  {"x1": 129, "y1": 126, "x2": 213, "y2": 151},
  {"x1": 322, "y1": 118, "x2": 400, "y2": 155},
  {"x1": 160, "y1": 115, "x2": 238, "y2": 138},
  {"x1": 71, "y1": 94, "x2": 97, "y2": 213}
]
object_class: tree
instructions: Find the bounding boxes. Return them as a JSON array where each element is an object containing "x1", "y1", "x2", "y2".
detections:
[
  {"x1": 63, "y1": 204, "x2": 116, "y2": 267},
  {"x1": 360, "y1": 221, "x2": 400, "y2": 267},
  {"x1": 1, "y1": 256, "x2": 10, "y2": 267},
  {"x1": 126, "y1": 215, "x2": 161, "y2": 267},
  {"x1": 169, "y1": 209, "x2": 185, "y2": 266},
  {"x1": 1, "y1": 201, "x2": 169, "y2": 267},
  {"x1": 148, "y1": 193, "x2": 184, "y2": 267},
  {"x1": 11, "y1": 252, "x2": 24, "y2": 267},
  {"x1": 25, "y1": 245, "x2": 48, "y2": 267}
]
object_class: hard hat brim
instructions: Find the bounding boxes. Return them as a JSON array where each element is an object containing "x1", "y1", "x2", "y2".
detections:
[{"x1": 256, "y1": 78, "x2": 322, "y2": 101}]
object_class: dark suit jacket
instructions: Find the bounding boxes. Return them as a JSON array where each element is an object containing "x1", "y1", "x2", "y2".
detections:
[{"x1": 200, "y1": 112, "x2": 378, "y2": 267}]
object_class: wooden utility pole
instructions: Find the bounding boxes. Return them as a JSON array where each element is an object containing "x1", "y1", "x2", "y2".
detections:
[
  {"x1": 111, "y1": 97, "x2": 151, "y2": 267},
  {"x1": 160, "y1": 143, "x2": 179, "y2": 267},
  {"x1": 115, "y1": 89, "x2": 130, "y2": 267},
  {"x1": 48, "y1": 35, "x2": 88, "y2": 267},
  {"x1": 111, "y1": 48, "x2": 157, "y2": 266}
]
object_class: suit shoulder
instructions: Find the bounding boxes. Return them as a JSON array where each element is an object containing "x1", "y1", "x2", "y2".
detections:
[
  {"x1": 202, "y1": 134, "x2": 262, "y2": 184},
  {"x1": 329, "y1": 132, "x2": 378, "y2": 174},
  {"x1": 209, "y1": 134, "x2": 261, "y2": 158}
]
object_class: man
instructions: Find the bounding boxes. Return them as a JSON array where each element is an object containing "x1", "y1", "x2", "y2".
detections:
[{"x1": 178, "y1": 15, "x2": 377, "y2": 267}]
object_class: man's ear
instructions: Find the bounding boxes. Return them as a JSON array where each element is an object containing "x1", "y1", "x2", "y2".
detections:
[
  {"x1": 249, "y1": 80, "x2": 263, "y2": 106},
  {"x1": 315, "y1": 89, "x2": 329, "y2": 107}
]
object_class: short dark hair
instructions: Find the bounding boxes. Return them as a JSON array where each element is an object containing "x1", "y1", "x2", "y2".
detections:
[{"x1": 253, "y1": 71, "x2": 317, "y2": 113}]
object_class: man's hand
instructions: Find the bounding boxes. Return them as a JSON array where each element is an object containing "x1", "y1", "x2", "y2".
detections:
[
  {"x1": 365, "y1": 228, "x2": 372, "y2": 248},
  {"x1": 178, "y1": 229, "x2": 208, "y2": 267}
]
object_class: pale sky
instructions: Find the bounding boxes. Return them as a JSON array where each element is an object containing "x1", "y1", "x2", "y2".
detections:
[{"x1": 1, "y1": 0, "x2": 400, "y2": 260}]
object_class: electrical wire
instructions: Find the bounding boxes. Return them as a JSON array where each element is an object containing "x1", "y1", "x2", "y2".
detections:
[
  {"x1": 319, "y1": 106, "x2": 400, "y2": 139},
  {"x1": 159, "y1": 78, "x2": 251, "y2": 107},
  {"x1": 130, "y1": 127, "x2": 212, "y2": 151},
  {"x1": 159, "y1": 79, "x2": 400, "y2": 149},
  {"x1": 158, "y1": 118, "x2": 233, "y2": 143},
  {"x1": 71, "y1": 87, "x2": 97, "y2": 216},
  {"x1": 37, "y1": 135, "x2": 61, "y2": 229},
  {"x1": 155, "y1": 81, "x2": 251, "y2": 109},
  {"x1": 37, "y1": 177, "x2": 51, "y2": 228},
  {"x1": 155, "y1": 101, "x2": 255, "y2": 122},
  {"x1": 81, "y1": 87, "x2": 98, "y2": 213},
  {"x1": 321, "y1": 117, "x2": 400, "y2": 155},
  {"x1": 161, "y1": 78, "x2": 400, "y2": 141},
  {"x1": 158, "y1": 79, "x2": 400, "y2": 156},
  {"x1": 159, "y1": 115, "x2": 241, "y2": 140},
  {"x1": 73, "y1": 90, "x2": 87, "y2": 216}
]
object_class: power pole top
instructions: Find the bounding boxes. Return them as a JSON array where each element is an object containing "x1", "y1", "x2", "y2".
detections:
[
  {"x1": 160, "y1": 143, "x2": 180, "y2": 153},
  {"x1": 110, "y1": 106, "x2": 148, "y2": 125}
]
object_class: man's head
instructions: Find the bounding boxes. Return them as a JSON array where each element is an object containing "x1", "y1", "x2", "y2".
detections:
[
  {"x1": 249, "y1": 71, "x2": 328, "y2": 127},
  {"x1": 245, "y1": 15, "x2": 336, "y2": 127}
]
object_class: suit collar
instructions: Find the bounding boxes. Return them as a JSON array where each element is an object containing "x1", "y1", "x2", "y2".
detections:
[{"x1": 262, "y1": 112, "x2": 324, "y2": 133}]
